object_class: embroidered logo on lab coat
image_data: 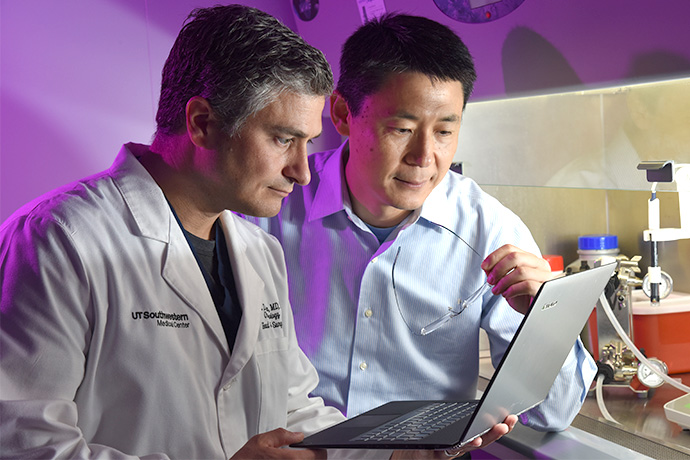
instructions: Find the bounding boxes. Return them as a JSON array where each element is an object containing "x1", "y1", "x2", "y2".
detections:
[
  {"x1": 261, "y1": 302, "x2": 282, "y2": 330},
  {"x1": 131, "y1": 310, "x2": 191, "y2": 329}
]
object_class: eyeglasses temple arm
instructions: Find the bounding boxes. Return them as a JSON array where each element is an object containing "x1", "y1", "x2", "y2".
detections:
[
  {"x1": 466, "y1": 279, "x2": 493, "y2": 305},
  {"x1": 421, "y1": 311, "x2": 456, "y2": 335},
  {"x1": 420, "y1": 280, "x2": 493, "y2": 336}
]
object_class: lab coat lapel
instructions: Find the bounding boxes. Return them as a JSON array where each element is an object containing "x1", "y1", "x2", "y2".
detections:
[
  {"x1": 161, "y1": 216, "x2": 229, "y2": 351},
  {"x1": 219, "y1": 212, "x2": 263, "y2": 376},
  {"x1": 112, "y1": 145, "x2": 229, "y2": 352}
]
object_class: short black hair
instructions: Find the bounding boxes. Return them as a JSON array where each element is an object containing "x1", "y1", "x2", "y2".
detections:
[{"x1": 337, "y1": 13, "x2": 476, "y2": 116}]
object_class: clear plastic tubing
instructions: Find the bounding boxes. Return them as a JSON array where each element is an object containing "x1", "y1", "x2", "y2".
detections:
[{"x1": 598, "y1": 292, "x2": 690, "y2": 394}]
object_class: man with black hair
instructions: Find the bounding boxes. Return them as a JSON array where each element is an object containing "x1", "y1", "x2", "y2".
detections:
[{"x1": 249, "y1": 13, "x2": 597, "y2": 454}]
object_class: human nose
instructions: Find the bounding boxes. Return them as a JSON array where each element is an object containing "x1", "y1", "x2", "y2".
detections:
[
  {"x1": 404, "y1": 132, "x2": 434, "y2": 167},
  {"x1": 284, "y1": 143, "x2": 311, "y2": 186}
]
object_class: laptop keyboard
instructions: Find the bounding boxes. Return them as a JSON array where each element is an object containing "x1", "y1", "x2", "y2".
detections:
[{"x1": 351, "y1": 401, "x2": 477, "y2": 442}]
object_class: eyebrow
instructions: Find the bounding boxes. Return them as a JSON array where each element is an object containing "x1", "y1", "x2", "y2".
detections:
[
  {"x1": 272, "y1": 125, "x2": 322, "y2": 139},
  {"x1": 393, "y1": 112, "x2": 461, "y2": 123}
]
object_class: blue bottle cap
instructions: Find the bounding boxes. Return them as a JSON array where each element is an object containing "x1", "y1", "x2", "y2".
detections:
[{"x1": 578, "y1": 234, "x2": 618, "y2": 251}]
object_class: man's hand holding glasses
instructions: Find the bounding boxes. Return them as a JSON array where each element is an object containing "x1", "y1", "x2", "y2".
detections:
[{"x1": 480, "y1": 244, "x2": 554, "y2": 316}]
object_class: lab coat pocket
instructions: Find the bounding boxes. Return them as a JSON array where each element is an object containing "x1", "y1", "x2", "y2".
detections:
[{"x1": 254, "y1": 336, "x2": 291, "y2": 432}]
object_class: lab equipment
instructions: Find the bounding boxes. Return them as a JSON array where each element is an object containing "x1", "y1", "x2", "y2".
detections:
[
  {"x1": 565, "y1": 234, "x2": 620, "y2": 275},
  {"x1": 664, "y1": 393, "x2": 690, "y2": 430},
  {"x1": 632, "y1": 290, "x2": 690, "y2": 374},
  {"x1": 595, "y1": 284, "x2": 690, "y2": 426},
  {"x1": 567, "y1": 234, "x2": 644, "y2": 390},
  {"x1": 637, "y1": 161, "x2": 690, "y2": 304},
  {"x1": 594, "y1": 162, "x2": 690, "y2": 387},
  {"x1": 597, "y1": 288, "x2": 690, "y2": 395},
  {"x1": 593, "y1": 256, "x2": 647, "y2": 394},
  {"x1": 588, "y1": 162, "x2": 690, "y2": 425}
]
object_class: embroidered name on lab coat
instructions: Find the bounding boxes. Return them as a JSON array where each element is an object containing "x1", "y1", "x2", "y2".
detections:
[
  {"x1": 131, "y1": 310, "x2": 190, "y2": 329},
  {"x1": 261, "y1": 302, "x2": 282, "y2": 330}
]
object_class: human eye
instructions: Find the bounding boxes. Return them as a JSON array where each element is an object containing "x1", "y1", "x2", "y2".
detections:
[
  {"x1": 436, "y1": 122, "x2": 457, "y2": 137},
  {"x1": 276, "y1": 137, "x2": 294, "y2": 147},
  {"x1": 390, "y1": 126, "x2": 412, "y2": 135}
]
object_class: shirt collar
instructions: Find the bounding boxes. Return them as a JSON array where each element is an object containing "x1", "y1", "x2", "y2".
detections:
[
  {"x1": 308, "y1": 141, "x2": 351, "y2": 222},
  {"x1": 308, "y1": 140, "x2": 458, "y2": 231},
  {"x1": 411, "y1": 172, "x2": 456, "y2": 230}
]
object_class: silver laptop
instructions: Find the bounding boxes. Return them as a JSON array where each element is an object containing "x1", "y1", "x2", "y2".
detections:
[{"x1": 292, "y1": 262, "x2": 616, "y2": 451}]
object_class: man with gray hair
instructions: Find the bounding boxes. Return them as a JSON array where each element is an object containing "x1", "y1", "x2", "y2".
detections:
[{"x1": 0, "y1": 5, "x2": 344, "y2": 459}]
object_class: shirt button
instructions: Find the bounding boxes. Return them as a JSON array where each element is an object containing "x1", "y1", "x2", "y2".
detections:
[
  {"x1": 371, "y1": 257, "x2": 378, "y2": 264},
  {"x1": 364, "y1": 309, "x2": 373, "y2": 318},
  {"x1": 359, "y1": 362, "x2": 368, "y2": 371}
]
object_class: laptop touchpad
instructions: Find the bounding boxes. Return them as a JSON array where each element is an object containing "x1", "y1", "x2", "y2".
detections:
[{"x1": 346, "y1": 415, "x2": 397, "y2": 428}]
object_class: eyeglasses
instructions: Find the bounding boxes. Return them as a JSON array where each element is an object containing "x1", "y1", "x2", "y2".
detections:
[{"x1": 391, "y1": 224, "x2": 493, "y2": 336}]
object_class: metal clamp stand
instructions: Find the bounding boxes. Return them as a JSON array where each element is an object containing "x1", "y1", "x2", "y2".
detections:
[
  {"x1": 594, "y1": 257, "x2": 650, "y2": 396},
  {"x1": 637, "y1": 161, "x2": 690, "y2": 303}
]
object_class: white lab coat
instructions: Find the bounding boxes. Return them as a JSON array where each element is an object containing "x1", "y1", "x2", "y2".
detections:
[{"x1": 0, "y1": 144, "x2": 346, "y2": 459}]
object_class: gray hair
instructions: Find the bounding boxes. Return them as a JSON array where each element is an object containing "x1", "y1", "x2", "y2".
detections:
[{"x1": 155, "y1": 5, "x2": 333, "y2": 137}]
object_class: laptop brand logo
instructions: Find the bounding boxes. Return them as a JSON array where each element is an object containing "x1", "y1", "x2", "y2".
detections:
[{"x1": 540, "y1": 300, "x2": 558, "y2": 311}]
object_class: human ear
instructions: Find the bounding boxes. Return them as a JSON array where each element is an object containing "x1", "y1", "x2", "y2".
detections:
[
  {"x1": 186, "y1": 96, "x2": 221, "y2": 149},
  {"x1": 330, "y1": 91, "x2": 351, "y2": 137}
]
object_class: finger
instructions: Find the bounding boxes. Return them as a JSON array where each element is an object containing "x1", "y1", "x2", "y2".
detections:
[
  {"x1": 439, "y1": 418, "x2": 519, "y2": 460},
  {"x1": 481, "y1": 244, "x2": 518, "y2": 273},
  {"x1": 257, "y1": 428, "x2": 305, "y2": 448},
  {"x1": 482, "y1": 247, "x2": 549, "y2": 285},
  {"x1": 494, "y1": 271, "x2": 546, "y2": 298},
  {"x1": 234, "y1": 430, "x2": 323, "y2": 460},
  {"x1": 504, "y1": 414, "x2": 519, "y2": 431},
  {"x1": 264, "y1": 431, "x2": 328, "y2": 460},
  {"x1": 488, "y1": 246, "x2": 549, "y2": 272},
  {"x1": 473, "y1": 423, "x2": 510, "y2": 447},
  {"x1": 442, "y1": 443, "x2": 473, "y2": 458},
  {"x1": 495, "y1": 276, "x2": 545, "y2": 316}
]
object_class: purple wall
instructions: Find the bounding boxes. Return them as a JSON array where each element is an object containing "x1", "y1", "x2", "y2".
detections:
[
  {"x1": 293, "y1": 1, "x2": 690, "y2": 99},
  {"x1": 2, "y1": 0, "x2": 690, "y2": 222},
  {"x1": 0, "y1": 1, "x2": 296, "y2": 222}
]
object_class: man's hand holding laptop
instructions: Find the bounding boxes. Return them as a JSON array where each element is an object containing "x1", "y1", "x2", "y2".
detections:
[{"x1": 391, "y1": 415, "x2": 518, "y2": 459}]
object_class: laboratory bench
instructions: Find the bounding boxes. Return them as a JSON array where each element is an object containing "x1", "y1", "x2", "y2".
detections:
[{"x1": 475, "y1": 369, "x2": 690, "y2": 459}]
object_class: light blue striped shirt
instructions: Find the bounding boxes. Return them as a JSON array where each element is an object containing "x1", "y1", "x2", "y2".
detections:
[{"x1": 248, "y1": 142, "x2": 596, "y2": 431}]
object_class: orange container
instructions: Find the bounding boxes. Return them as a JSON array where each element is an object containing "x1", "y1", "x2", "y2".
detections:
[{"x1": 632, "y1": 290, "x2": 690, "y2": 374}]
